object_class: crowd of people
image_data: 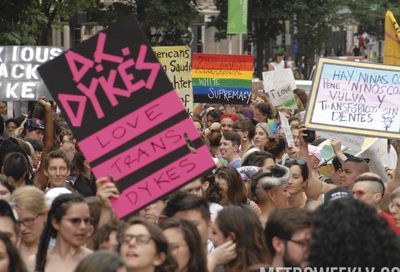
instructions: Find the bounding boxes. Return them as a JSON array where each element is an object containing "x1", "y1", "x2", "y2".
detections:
[{"x1": 0, "y1": 83, "x2": 399, "y2": 272}]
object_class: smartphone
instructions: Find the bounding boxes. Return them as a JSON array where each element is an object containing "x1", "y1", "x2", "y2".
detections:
[{"x1": 303, "y1": 129, "x2": 316, "y2": 143}]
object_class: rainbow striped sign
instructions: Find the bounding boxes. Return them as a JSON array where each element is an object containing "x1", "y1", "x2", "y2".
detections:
[{"x1": 192, "y1": 53, "x2": 254, "y2": 104}]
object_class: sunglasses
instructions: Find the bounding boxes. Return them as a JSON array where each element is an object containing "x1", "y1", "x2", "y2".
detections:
[{"x1": 284, "y1": 158, "x2": 307, "y2": 166}]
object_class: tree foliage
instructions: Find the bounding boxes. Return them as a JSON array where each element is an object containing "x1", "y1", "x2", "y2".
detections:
[
  {"x1": 345, "y1": 0, "x2": 400, "y2": 40},
  {"x1": 209, "y1": 0, "x2": 348, "y2": 78},
  {"x1": 1, "y1": 0, "x2": 197, "y2": 46},
  {"x1": 88, "y1": 0, "x2": 198, "y2": 46}
]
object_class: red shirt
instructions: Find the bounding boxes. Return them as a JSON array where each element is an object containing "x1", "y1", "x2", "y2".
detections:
[{"x1": 379, "y1": 211, "x2": 400, "y2": 235}]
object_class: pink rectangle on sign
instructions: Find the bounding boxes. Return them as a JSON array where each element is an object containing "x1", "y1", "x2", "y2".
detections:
[
  {"x1": 78, "y1": 90, "x2": 184, "y2": 162},
  {"x1": 111, "y1": 145, "x2": 215, "y2": 219},
  {"x1": 91, "y1": 118, "x2": 200, "y2": 180}
]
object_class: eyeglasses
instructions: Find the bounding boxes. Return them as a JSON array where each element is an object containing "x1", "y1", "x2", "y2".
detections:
[
  {"x1": 286, "y1": 238, "x2": 310, "y2": 248},
  {"x1": 63, "y1": 217, "x2": 93, "y2": 227},
  {"x1": 17, "y1": 214, "x2": 41, "y2": 227},
  {"x1": 122, "y1": 234, "x2": 153, "y2": 246}
]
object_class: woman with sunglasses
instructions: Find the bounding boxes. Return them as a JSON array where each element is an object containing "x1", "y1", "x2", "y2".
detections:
[
  {"x1": 119, "y1": 217, "x2": 177, "y2": 272},
  {"x1": 284, "y1": 158, "x2": 309, "y2": 208},
  {"x1": 12, "y1": 186, "x2": 48, "y2": 270},
  {"x1": 35, "y1": 193, "x2": 92, "y2": 272}
]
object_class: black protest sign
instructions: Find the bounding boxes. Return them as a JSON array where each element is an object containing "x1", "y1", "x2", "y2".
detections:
[{"x1": 38, "y1": 16, "x2": 215, "y2": 219}]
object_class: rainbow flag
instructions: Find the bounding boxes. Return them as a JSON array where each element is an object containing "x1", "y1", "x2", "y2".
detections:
[
  {"x1": 192, "y1": 53, "x2": 254, "y2": 104},
  {"x1": 384, "y1": 10, "x2": 400, "y2": 65}
]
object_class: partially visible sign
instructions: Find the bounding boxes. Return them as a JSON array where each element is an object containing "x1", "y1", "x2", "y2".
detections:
[
  {"x1": 153, "y1": 46, "x2": 193, "y2": 115},
  {"x1": 38, "y1": 16, "x2": 215, "y2": 219},
  {"x1": 305, "y1": 58, "x2": 400, "y2": 139},
  {"x1": 192, "y1": 53, "x2": 253, "y2": 104},
  {"x1": 317, "y1": 131, "x2": 365, "y2": 152},
  {"x1": 263, "y1": 68, "x2": 297, "y2": 109},
  {"x1": 227, "y1": 0, "x2": 248, "y2": 34},
  {"x1": 279, "y1": 112, "x2": 294, "y2": 147},
  {"x1": 0, "y1": 46, "x2": 62, "y2": 100}
]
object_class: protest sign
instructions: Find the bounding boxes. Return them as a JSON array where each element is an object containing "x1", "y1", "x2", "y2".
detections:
[
  {"x1": 279, "y1": 112, "x2": 295, "y2": 147},
  {"x1": 153, "y1": 46, "x2": 193, "y2": 115},
  {"x1": 305, "y1": 58, "x2": 400, "y2": 139},
  {"x1": 0, "y1": 46, "x2": 62, "y2": 100},
  {"x1": 38, "y1": 16, "x2": 215, "y2": 219},
  {"x1": 192, "y1": 53, "x2": 253, "y2": 104},
  {"x1": 262, "y1": 68, "x2": 297, "y2": 109},
  {"x1": 357, "y1": 138, "x2": 389, "y2": 182},
  {"x1": 317, "y1": 131, "x2": 365, "y2": 153}
]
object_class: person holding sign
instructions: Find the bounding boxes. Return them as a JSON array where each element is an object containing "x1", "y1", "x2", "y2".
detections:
[{"x1": 268, "y1": 52, "x2": 285, "y2": 71}]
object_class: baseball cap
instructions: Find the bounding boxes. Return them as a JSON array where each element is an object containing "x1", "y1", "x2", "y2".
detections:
[
  {"x1": 308, "y1": 144, "x2": 321, "y2": 161},
  {"x1": 24, "y1": 118, "x2": 44, "y2": 131},
  {"x1": 323, "y1": 187, "x2": 352, "y2": 205},
  {"x1": 45, "y1": 187, "x2": 72, "y2": 207}
]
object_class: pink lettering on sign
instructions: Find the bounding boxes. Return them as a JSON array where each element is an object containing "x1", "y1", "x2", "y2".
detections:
[
  {"x1": 78, "y1": 90, "x2": 184, "y2": 162},
  {"x1": 91, "y1": 118, "x2": 200, "y2": 180},
  {"x1": 60, "y1": 32, "x2": 161, "y2": 127},
  {"x1": 111, "y1": 145, "x2": 215, "y2": 219}
]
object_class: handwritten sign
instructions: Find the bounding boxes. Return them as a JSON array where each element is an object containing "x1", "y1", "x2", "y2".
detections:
[
  {"x1": 38, "y1": 16, "x2": 215, "y2": 219},
  {"x1": 192, "y1": 53, "x2": 253, "y2": 104},
  {"x1": 262, "y1": 68, "x2": 297, "y2": 109},
  {"x1": 153, "y1": 46, "x2": 193, "y2": 115},
  {"x1": 279, "y1": 112, "x2": 295, "y2": 147},
  {"x1": 0, "y1": 46, "x2": 62, "y2": 100},
  {"x1": 306, "y1": 58, "x2": 400, "y2": 139}
]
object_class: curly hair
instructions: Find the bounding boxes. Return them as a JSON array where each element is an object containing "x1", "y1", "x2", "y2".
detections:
[{"x1": 309, "y1": 198, "x2": 400, "y2": 267}]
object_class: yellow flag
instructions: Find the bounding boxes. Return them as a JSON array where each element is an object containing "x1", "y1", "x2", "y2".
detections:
[{"x1": 384, "y1": 10, "x2": 400, "y2": 64}]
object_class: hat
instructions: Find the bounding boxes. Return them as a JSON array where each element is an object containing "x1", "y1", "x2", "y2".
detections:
[
  {"x1": 237, "y1": 166, "x2": 260, "y2": 180},
  {"x1": 256, "y1": 122, "x2": 273, "y2": 137},
  {"x1": 323, "y1": 187, "x2": 352, "y2": 205},
  {"x1": 45, "y1": 187, "x2": 72, "y2": 207},
  {"x1": 308, "y1": 144, "x2": 321, "y2": 161},
  {"x1": 24, "y1": 118, "x2": 44, "y2": 131}
]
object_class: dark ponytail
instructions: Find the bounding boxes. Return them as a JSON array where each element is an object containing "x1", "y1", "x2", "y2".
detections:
[{"x1": 35, "y1": 193, "x2": 86, "y2": 272}]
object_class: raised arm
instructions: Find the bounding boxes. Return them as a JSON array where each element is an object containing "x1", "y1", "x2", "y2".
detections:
[
  {"x1": 298, "y1": 126, "x2": 335, "y2": 200},
  {"x1": 33, "y1": 97, "x2": 54, "y2": 190}
]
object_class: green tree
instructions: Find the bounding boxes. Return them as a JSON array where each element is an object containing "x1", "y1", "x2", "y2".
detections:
[
  {"x1": 210, "y1": 0, "x2": 296, "y2": 78},
  {"x1": 0, "y1": 0, "x2": 94, "y2": 45},
  {"x1": 89, "y1": 0, "x2": 198, "y2": 46},
  {"x1": 210, "y1": 0, "x2": 348, "y2": 78},
  {"x1": 292, "y1": 0, "x2": 345, "y2": 77},
  {"x1": 345, "y1": 0, "x2": 400, "y2": 40}
]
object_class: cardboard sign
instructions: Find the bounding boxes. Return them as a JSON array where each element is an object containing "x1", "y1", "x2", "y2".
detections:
[
  {"x1": 192, "y1": 53, "x2": 253, "y2": 104},
  {"x1": 279, "y1": 112, "x2": 295, "y2": 147},
  {"x1": 38, "y1": 16, "x2": 215, "y2": 219},
  {"x1": 357, "y1": 138, "x2": 389, "y2": 182},
  {"x1": 306, "y1": 58, "x2": 400, "y2": 139},
  {"x1": 153, "y1": 46, "x2": 193, "y2": 115},
  {"x1": 317, "y1": 131, "x2": 365, "y2": 152},
  {"x1": 262, "y1": 68, "x2": 297, "y2": 109},
  {"x1": 0, "y1": 46, "x2": 62, "y2": 100}
]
